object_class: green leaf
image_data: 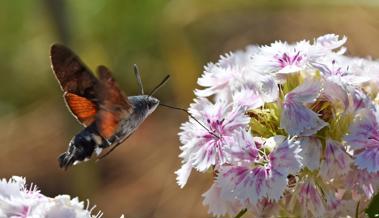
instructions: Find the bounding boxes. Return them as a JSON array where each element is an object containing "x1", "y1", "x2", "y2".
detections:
[{"x1": 366, "y1": 192, "x2": 379, "y2": 218}]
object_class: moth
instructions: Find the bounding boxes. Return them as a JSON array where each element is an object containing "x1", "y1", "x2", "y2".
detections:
[{"x1": 50, "y1": 44, "x2": 169, "y2": 169}]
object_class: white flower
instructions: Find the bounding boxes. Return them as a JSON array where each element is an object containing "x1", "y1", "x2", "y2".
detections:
[
  {"x1": 251, "y1": 34, "x2": 346, "y2": 80},
  {"x1": 0, "y1": 176, "x2": 107, "y2": 218}
]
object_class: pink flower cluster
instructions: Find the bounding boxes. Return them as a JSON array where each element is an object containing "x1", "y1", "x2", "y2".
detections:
[{"x1": 176, "y1": 34, "x2": 379, "y2": 217}]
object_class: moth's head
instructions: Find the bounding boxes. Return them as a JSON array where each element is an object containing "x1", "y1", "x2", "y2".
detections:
[{"x1": 145, "y1": 95, "x2": 160, "y2": 115}]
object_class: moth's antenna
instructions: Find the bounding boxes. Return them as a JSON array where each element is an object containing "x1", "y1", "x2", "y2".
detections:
[
  {"x1": 149, "y1": 75, "x2": 170, "y2": 97},
  {"x1": 133, "y1": 64, "x2": 144, "y2": 95},
  {"x1": 159, "y1": 103, "x2": 220, "y2": 139}
]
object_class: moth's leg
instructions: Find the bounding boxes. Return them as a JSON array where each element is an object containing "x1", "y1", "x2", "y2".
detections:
[{"x1": 97, "y1": 134, "x2": 131, "y2": 160}]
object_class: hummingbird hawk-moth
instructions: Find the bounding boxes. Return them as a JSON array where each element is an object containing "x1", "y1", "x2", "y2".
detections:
[{"x1": 50, "y1": 44, "x2": 169, "y2": 169}]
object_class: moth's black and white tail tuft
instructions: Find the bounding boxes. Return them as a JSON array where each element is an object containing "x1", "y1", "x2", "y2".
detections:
[{"x1": 58, "y1": 124, "x2": 107, "y2": 170}]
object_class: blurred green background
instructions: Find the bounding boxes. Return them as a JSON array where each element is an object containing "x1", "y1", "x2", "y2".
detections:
[{"x1": 1, "y1": 0, "x2": 379, "y2": 217}]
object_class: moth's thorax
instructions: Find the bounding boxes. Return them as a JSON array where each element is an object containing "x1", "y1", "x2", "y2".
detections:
[{"x1": 111, "y1": 95, "x2": 159, "y2": 143}]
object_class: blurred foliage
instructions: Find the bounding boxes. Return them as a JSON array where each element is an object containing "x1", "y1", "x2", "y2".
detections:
[
  {"x1": 1, "y1": 0, "x2": 379, "y2": 114},
  {"x1": 1, "y1": 0, "x2": 379, "y2": 217}
]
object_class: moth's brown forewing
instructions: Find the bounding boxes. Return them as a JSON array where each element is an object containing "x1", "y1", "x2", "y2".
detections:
[
  {"x1": 51, "y1": 44, "x2": 133, "y2": 133},
  {"x1": 51, "y1": 44, "x2": 99, "y2": 127}
]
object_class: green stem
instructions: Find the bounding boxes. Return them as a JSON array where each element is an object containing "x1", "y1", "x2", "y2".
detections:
[
  {"x1": 234, "y1": 208, "x2": 247, "y2": 218},
  {"x1": 355, "y1": 201, "x2": 360, "y2": 218}
]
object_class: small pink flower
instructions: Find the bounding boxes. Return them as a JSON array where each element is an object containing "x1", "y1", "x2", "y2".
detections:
[
  {"x1": 252, "y1": 41, "x2": 307, "y2": 76},
  {"x1": 176, "y1": 98, "x2": 249, "y2": 188},
  {"x1": 251, "y1": 34, "x2": 346, "y2": 79},
  {"x1": 217, "y1": 137, "x2": 301, "y2": 204}
]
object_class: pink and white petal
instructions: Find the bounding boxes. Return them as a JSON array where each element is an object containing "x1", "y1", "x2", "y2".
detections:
[
  {"x1": 325, "y1": 191, "x2": 341, "y2": 211},
  {"x1": 175, "y1": 161, "x2": 193, "y2": 188},
  {"x1": 297, "y1": 179, "x2": 326, "y2": 217},
  {"x1": 265, "y1": 169, "x2": 288, "y2": 202},
  {"x1": 247, "y1": 199, "x2": 279, "y2": 218},
  {"x1": 232, "y1": 89, "x2": 264, "y2": 110},
  {"x1": 218, "y1": 166, "x2": 270, "y2": 204},
  {"x1": 344, "y1": 167, "x2": 378, "y2": 199},
  {"x1": 270, "y1": 138, "x2": 302, "y2": 174},
  {"x1": 179, "y1": 122, "x2": 199, "y2": 145},
  {"x1": 188, "y1": 98, "x2": 213, "y2": 119},
  {"x1": 195, "y1": 87, "x2": 224, "y2": 98},
  {"x1": 192, "y1": 140, "x2": 222, "y2": 172},
  {"x1": 263, "y1": 135, "x2": 286, "y2": 152},
  {"x1": 218, "y1": 46, "x2": 259, "y2": 69},
  {"x1": 298, "y1": 137, "x2": 321, "y2": 170},
  {"x1": 315, "y1": 34, "x2": 347, "y2": 51},
  {"x1": 320, "y1": 139, "x2": 352, "y2": 180},
  {"x1": 280, "y1": 103, "x2": 327, "y2": 136},
  {"x1": 196, "y1": 64, "x2": 232, "y2": 97},
  {"x1": 322, "y1": 79, "x2": 349, "y2": 108},
  {"x1": 258, "y1": 74, "x2": 279, "y2": 102},
  {"x1": 355, "y1": 145, "x2": 379, "y2": 173},
  {"x1": 347, "y1": 88, "x2": 373, "y2": 112},
  {"x1": 285, "y1": 80, "x2": 322, "y2": 104},
  {"x1": 202, "y1": 184, "x2": 242, "y2": 217},
  {"x1": 276, "y1": 65, "x2": 303, "y2": 75},
  {"x1": 178, "y1": 136, "x2": 202, "y2": 161},
  {"x1": 226, "y1": 128, "x2": 259, "y2": 163},
  {"x1": 344, "y1": 109, "x2": 379, "y2": 149},
  {"x1": 251, "y1": 41, "x2": 288, "y2": 74},
  {"x1": 322, "y1": 191, "x2": 345, "y2": 217},
  {"x1": 223, "y1": 107, "x2": 250, "y2": 131}
]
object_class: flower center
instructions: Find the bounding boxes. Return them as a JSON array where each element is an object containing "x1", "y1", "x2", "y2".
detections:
[
  {"x1": 276, "y1": 51, "x2": 303, "y2": 68},
  {"x1": 205, "y1": 118, "x2": 225, "y2": 139}
]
